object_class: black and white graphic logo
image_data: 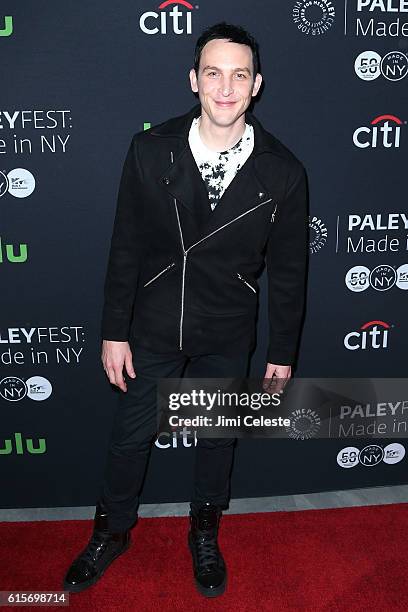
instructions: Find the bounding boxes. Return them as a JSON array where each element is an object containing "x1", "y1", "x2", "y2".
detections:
[
  {"x1": 338, "y1": 443, "x2": 405, "y2": 467},
  {"x1": 286, "y1": 407, "x2": 321, "y2": 440},
  {"x1": 383, "y1": 442, "x2": 406, "y2": 464},
  {"x1": 292, "y1": 0, "x2": 335, "y2": 35},
  {"x1": 345, "y1": 264, "x2": 408, "y2": 291},
  {"x1": 0, "y1": 168, "x2": 36, "y2": 199},
  {"x1": 0, "y1": 377, "x2": 27, "y2": 401},
  {"x1": 381, "y1": 51, "x2": 408, "y2": 81},
  {"x1": 359, "y1": 444, "x2": 384, "y2": 466},
  {"x1": 0, "y1": 376, "x2": 52, "y2": 401},
  {"x1": 0, "y1": 170, "x2": 9, "y2": 197},
  {"x1": 355, "y1": 50, "x2": 408, "y2": 81},
  {"x1": 309, "y1": 215, "x2": 328, "y2": 253},
  {"x1": 354, "y1": 50, "x2": 382, "y2": 80}
]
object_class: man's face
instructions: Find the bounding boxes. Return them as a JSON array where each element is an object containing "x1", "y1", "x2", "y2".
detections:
[{"x1": 189, "y1": 38, "x2": 262, "y2": 128}]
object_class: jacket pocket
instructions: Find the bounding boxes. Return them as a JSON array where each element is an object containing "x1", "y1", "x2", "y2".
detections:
[
  {"x1": 236, "y1": 272, "x2": 257, "y2": 294},
  {"x1": 143, "y1": 262, "x2": 175, "y2": 287}
]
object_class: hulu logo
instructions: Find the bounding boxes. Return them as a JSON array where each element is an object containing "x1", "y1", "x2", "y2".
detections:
[
  {"x1": 0, "y1": 16, "x2": 13, "y2": 37},
  {"x1": 0, "y1": 237, "x2": 28, "y2": 263},
  {"x1": 0, "y1": 432, "x2": 46, "y2": 455}
]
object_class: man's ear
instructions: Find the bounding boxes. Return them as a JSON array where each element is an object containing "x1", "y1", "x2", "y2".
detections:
[
  {"x1": 189, "y1": 68, "x2": 198, "y2": 93},
  {"x1": 252, "y1": 73, "x2": 262, "y2": 97}
]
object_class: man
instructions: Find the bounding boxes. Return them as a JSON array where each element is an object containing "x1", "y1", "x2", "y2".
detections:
[{"x1": 63, "y1": 22, "x2": 308, "y2": 598}]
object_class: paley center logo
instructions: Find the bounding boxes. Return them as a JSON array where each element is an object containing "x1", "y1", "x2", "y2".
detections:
[
  {"x1": 354, "y1": 50, "x2": 408, "y2": 81},
  {"x1": 0, "y1": 168, "x2": 36, "y2": 198},
  {"x1": 309, "y1": 215, "x2": 328, "y2": 253},
  {"x1": 292, "y1": 0, "x2": 335, "y2": 35},
  {"x1": 353, "y1": 114, "x2": 405, "y2": 148},
  {"x1": 140, "y1": 0, "x2": 195, "y2": 35},
  {"x1": 0, "y1": 376, "x2": 52, "y2": 401},
  {"x1": 343, "y1": 320, "x2": 392, "y2": 350},
  {"x1": 346, "y1": 0, "x2": 408, "y2": 37},
  {"x1": 345, "y1": 263, "x2": 408, "y2": 291}
]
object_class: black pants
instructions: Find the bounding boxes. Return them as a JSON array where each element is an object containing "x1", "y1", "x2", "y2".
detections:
[{"x1": 98, "y1": 345, "x2": 250, "y2": 532}]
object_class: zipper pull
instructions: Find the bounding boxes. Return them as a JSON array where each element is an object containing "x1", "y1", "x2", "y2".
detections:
[
  {"x1": 270, "y1": 203, "x2": 278, "y2": 223},
  {"x1": 237, "y1": 272, "x2": 256, "y2": 293}
]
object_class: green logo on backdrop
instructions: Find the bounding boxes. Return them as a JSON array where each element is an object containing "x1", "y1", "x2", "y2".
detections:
[
  {"x1": 0, "y1": 237, "x2": 28, "y2": 263},
  {"x1": 0, "y1": 16, "x2": 13, "y2": 37},
  {"x1": 0, "y1": 433, "x2": 46, "y2": 455}
]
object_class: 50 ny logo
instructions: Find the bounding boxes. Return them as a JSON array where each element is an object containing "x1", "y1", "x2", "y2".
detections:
[{"x1": 0, "y1": 16, "x2": 13, "y2": 37}]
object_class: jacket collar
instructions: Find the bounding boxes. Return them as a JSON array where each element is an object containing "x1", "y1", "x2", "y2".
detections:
[
  {"x1": 151, "y1": 103, "x2": 277, "y2": 245},
  {"x1": 149, "y1": 102, "x2": 284, "y2": 158}
]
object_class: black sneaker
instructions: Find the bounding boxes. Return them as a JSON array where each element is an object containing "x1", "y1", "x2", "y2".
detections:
[
  {"x1": 63, "y1": 503, "x2": 131, "y2": 593},
  {"x1": 188, "y1": 502, "x2": 226, "y2": 597}
]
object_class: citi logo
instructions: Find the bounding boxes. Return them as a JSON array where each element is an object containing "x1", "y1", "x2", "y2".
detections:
[
  {"x1": 344, "y1": 320, "x2": 392, "y2": 350},
  {"x1": 155, "y1": 427, "x2": 197, "y2": 448},
  {"x1": 353, "y1": 114, "x2": 405, "y2": 148},
  {"x1": 140, "y1": 0, "x2": 195, "y2": 35},
  {"x1": 0, "y1": 432, "x2": 46, "y2": 455}
]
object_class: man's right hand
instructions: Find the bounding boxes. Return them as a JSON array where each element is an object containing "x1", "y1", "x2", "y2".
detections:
[{"x1": 101, "y1": 340, "x2": 136, "y2": 392}]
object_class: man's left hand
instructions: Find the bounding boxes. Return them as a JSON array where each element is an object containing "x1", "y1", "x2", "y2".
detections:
[{"x1": 262, "y1": 363, "x2": 291, "y2": 394}]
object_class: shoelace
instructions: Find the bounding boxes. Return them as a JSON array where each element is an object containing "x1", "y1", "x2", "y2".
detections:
[
  {"x1": 195, "y1": 529, "x2": 220, "y2": 570},
  {"x1": 80, "y1": 531, "x2": 111, "y2": 566}
]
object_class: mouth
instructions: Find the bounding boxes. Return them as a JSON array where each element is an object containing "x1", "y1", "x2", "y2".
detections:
[{"x1": 213, "y1": 101, "x2": 237, "y2": 108}]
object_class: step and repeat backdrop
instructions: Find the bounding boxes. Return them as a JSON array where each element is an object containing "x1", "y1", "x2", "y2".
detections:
[{"x1": 1, "y1": 1, "x2": 407, "y2": 509}]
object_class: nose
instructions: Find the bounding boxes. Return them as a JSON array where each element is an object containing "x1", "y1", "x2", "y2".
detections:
[{"x1": 219, "y1": 76, "x2": 233, "y2": 96}]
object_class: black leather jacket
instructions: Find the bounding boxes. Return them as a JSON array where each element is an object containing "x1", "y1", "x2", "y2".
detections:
[{"x1": 101, "y1": 103, "x2": 309, "y2": 365}]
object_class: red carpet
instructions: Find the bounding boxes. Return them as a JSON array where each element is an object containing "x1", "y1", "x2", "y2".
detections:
[{"x1": 0, "y1": 503, "x2": 407, "y2": 611}]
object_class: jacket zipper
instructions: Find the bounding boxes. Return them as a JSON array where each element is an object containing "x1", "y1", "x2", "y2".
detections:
[
  {"x1": 186, "y1": 198, "x2": 273, "y2": 252},
  {"x1": 237, "y1": 272, "x2": 256, "y2": 294},
  {"x1": 179, "y1": 253, "x2": 187, "y2": 350},
  {"x1": 143, "y1": 262, "x2": 175, "y2": 287},
  {"x1": 173, "y1": 193, "x2": 273, "y2": 351},
  {"x1": 173, "y1": 193, "x2": 186, "y2": 350},
  {"x1": 270, "y1": 202, "x2": 278, "y2": 222}
]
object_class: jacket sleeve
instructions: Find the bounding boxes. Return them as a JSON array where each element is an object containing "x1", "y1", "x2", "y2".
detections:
[
  {"x1": 101, "y1": 135, "x2": 145, "y2": 341},
  {"x1": 265, "y1": 160, "x2": 309, "y2": 365}
]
